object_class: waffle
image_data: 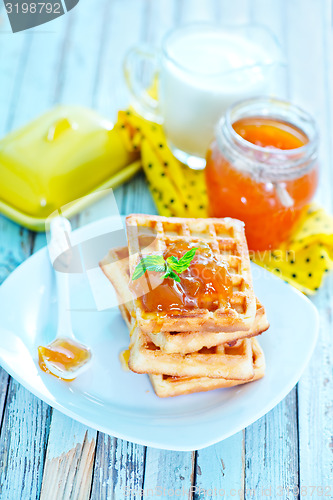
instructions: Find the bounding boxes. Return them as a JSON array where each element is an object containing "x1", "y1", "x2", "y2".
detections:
[
  {"x1": 100, "y1": 248, "x2": 266, "y2": 397},
  {"x1": 126, "y1": 214, "x2": 256, "y2": 333},
  {"x1": 128, "y1": 325, "x2": 254, "y2": 380},
  {"x1": 100, "y1": 247, "x2": 269, "y2": 352},
  {"x1": 146, "y1": 300, "x2": 268, "y2": 353},
  {"x1": 149, "y1": 338, "x2": 265, "y2": 397},
  {"x1": 100, "y1": 247, "x2": 133, "y2": 307},
  {"x1": 117, "y1": 301, "x2": 265, "y2": 396}
]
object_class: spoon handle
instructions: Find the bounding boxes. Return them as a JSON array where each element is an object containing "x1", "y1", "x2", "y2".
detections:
[{"x1": 49, "y1": 217, "x2": 75, "y2": 340}]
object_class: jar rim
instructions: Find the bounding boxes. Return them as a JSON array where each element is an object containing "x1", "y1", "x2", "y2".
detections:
[{"x1": 220, "y1": 96, "x2": 319, "y2": 159}]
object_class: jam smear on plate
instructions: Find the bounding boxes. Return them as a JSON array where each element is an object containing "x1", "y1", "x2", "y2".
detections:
[{"x1": 38, "y1": 338, "x2": 91, "y2": 381}]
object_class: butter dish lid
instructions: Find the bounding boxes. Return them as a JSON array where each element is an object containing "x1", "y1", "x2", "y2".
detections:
[{"x1": 0, "y1": 106, "x2": 140, "y2": 231}]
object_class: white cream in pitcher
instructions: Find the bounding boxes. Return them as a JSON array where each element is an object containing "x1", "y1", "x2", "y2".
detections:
[{"x1": 160, "y1": 28, "x2": 275, "y2": 159}]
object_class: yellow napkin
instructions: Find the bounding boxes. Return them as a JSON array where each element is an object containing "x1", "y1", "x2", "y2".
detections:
[
  {"x1": 251, "y1": 205, "x2": 333, "y2": 294},
  {"x1": 117, "y1": 111, "x2": 333, "y2": 294},
  {"x1": 117, "y1": 111, "x2": 208, "y2": 218}
]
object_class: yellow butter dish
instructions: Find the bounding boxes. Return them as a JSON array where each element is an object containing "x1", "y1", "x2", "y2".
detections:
[{"x1": 0, "y1": 106, "x2": 140, "y2": 231}]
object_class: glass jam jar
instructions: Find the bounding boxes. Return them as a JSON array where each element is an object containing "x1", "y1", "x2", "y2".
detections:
[{"x1": 205, "y1": 97, "x2": 319, "y2": 250}]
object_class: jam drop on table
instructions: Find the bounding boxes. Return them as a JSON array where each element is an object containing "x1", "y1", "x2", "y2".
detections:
[{"x1": 38, "y1": 338, "x2": 91, "y2": 381}]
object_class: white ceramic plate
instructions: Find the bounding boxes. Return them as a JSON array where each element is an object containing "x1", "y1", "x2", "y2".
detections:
[{"x1": 0, "y1": 217, "x2": 318, "y2": 451}]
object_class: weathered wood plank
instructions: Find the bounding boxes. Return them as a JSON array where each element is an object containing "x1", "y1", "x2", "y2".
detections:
[
  {"x1": 284, "y1": 0, "x2": 332, "y2": 205},
  {"x1": 0, "y1": 367, "x2": 9, "y2": 420},
  {"x1": 36, "y1": 3, "x2": 119, "y2": 497},
  {"x1": 8, "y1": 16, "x2": 70, "y2": 131},
  {"x1": 245, "y1": 398, "x2": 299, "y2": 496},
  {"x1": 179, "y1": 0, "x2": 219, "y2": 23},
  {"x1": 194, "y1": 432, "x2": 245, "y2": 499},
  {"x1": 90, "y1": 0, "x2": 154, "y2": 214},
  {"x1": 242, "y1": 1, "x2": 301, "y2": 496},
  {"x1": 0, "y1": 192, "x2": 34, "y2": 493},
  {"x1": 59, "y1": 3, "x2": 149, "y2": 498},
  {"x1": 0, "y1": 5, "x2": 95, "y2": 500},
  {"x1": 0, "y1": 380, "x2": 52, "y2": 500},
  {"x1": 136, "y1": 2, "x2": 197, "y2": 492},
  {"x1": 216, "y1": 0, "x2": 251, "y2": 25},
  {"x1": 0, "y1": 1, "x2": 332, "y2": 498},
  {"x1": 120, "y1": 173, "x2": 155, "y2": 216},
  {"x1": 86, "y1": 2, "x2": 162, "y2": 496},
  {"x1": 33, "y1": 3, "x2": 147, "y2": 495},
  {"x1": 90, "y1": 434, "x2": 145, "y2": 500},
  {"x1": 143, "y1": 449, "x2": 195, "y2": 499},
  {"x1": 93, "y1": 0, "x2": 144, "y2": 118},
  {"x1": 0, "y1": 17, "x2": 45, "y2": 492},
  {"x1": 175, "y1": 2, "x2": 249, "y2": 496},
  {"x1": 248, "y1": 0, "x2": 288, "y2": 98},
  {"x1": 143, "y1": 0, "x2": 177, "y2": 44},
  {"x1": 287, "y1": 0, "x2": 333, "y2": 491},
  {"x1": 89, "y1": 1, "x2": 152, "y2": 495},
  {"x1": 58, "y1": 0, "x2": 107, "y2": 106},
  {"x1": 0, "y1": 221, "x2": 31, "y2": 285},
  {"x1": 299, "y1": 285, "x2": 333, "y2": 494},
  {"x1": 97, "y1": 0, "x2": 155, "y2": 218},
  {"x1": 40, "y1": 411, "x2": 96, "y2": 500},
  {"x1": 0, "y1": 25, "x2": 30, "y2": 136},
  {"x1": 245, "y1": 391, "x2": 299, "y2": 497},
  {"x1": 246, "y1": 0, "x2": 333, "y2": 495},
  {"x1": 179, "y1": 1, "x2": 251, "y2": 496}
]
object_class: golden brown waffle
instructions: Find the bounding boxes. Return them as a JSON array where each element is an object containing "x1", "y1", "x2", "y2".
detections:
[
  {"x1": 116, "y1": 298, "x2": 264, "y2": 384},
  {"x1": 117, "y1": 306, "x2": 264, "y2": 396},
  {"x1": 100, "y1": 246, "x2": 269, "y2": 351},
  {"x1": 128, "y1": 324, "x2": 254, "y2": 380},
  {"x1": 148, "y1": 339, "x2": 265, "y2": 397},
  {"x1": 146, "y1": 300, "x2": 268, "y2": 353},
  {"x1": 100, "y1": 253, "x2": 266, "y2": 397},
  {"x1": 100, "y1": 247, "x2": 133, "y2": 307},
  {"x1": 117, "y1": 303, "x2": 265, "y2": 397},
  {"x1": 126, "y1": 214, "x2": 256, "y2": 333}
]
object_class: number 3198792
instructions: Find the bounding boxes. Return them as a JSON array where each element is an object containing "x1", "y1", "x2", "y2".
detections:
[{"x1": 5, "y1": 3, "x2": 61, "y2": 14}]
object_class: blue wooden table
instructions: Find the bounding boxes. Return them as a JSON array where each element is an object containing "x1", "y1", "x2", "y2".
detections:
[{"x1": 0, "y1": 1, "x2": 332, "y2": 498}]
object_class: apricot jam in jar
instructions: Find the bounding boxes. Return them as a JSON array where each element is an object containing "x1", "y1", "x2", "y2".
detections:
[{"x1": 205, "y1": 98, "x2": 319, "y2": 250}]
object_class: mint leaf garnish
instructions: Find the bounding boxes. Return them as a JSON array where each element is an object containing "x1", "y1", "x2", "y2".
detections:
[
  {"x1": 131, "y1": 255, "x2": 166, "y2": 280},
  {"x1": 132, "y1": 248, "x2": 197, "y2": 282},
  {"x1": 167, "y1": 248, "x2": 198, "y2": 273},
  {"x1": 163, "y1": 269, "x2": 181, "y2": 282}
]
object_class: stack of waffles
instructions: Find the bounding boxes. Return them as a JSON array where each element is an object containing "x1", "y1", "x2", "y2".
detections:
[{"x1": 100, "y1": 215, "x2": 269, "y2": 397}]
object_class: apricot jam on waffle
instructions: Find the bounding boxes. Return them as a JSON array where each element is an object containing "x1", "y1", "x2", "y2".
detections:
[
  {"x1": 126, "y1": 215, "x2": 256, "y2": 333},
  {"x1": 100, "y1": 247, "x2": 269, "y2": 350},
  {"x1": 133, "y1": 240, "x2": 232, "y2": 316}
]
